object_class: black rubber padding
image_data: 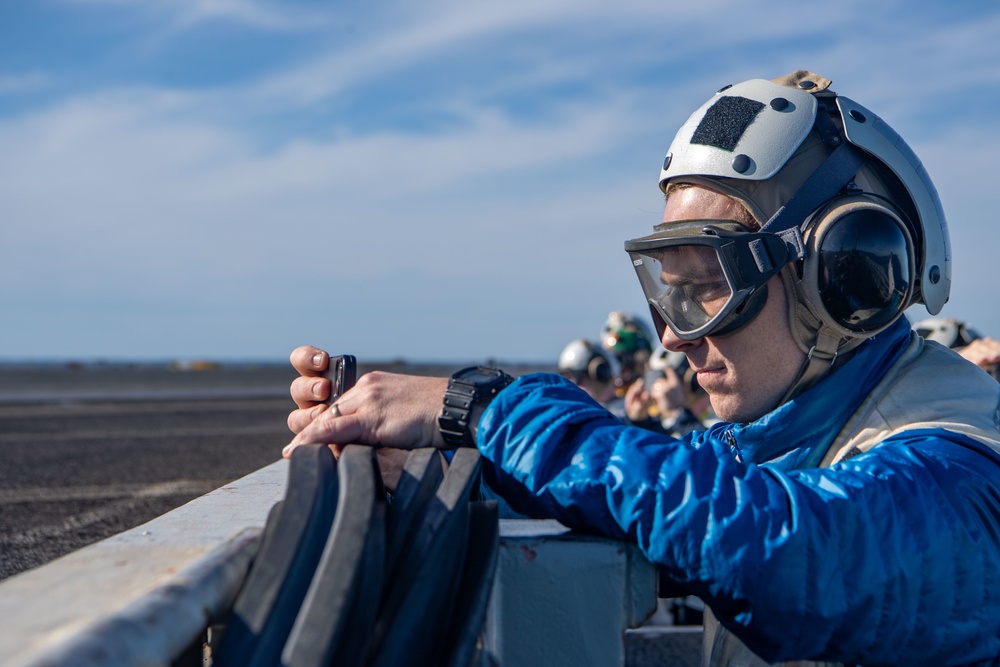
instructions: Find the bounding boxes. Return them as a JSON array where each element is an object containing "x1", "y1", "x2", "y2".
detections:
[
  {"x1": 213, "y1": 444, "x2": 339, "y2": 667},
  {"x1": 366, "y1": 448, "x2": 484, "y2": 666},
  {"x1": 282, "y1": 445, "x2": 386, "y2": 667},
  {"x1": 384, "y1": 449, "x2": 445, "y2": 582},
  {"x1": 440, "y1": 499, "x2": 500, "y2": 667}
]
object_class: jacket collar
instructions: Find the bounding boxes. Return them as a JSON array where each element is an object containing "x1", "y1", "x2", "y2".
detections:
[{"x1": 711, "y1": 317, "x2": 913, "y2": 469}]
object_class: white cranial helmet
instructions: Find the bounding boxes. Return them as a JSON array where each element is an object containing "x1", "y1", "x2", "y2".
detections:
[
  {"x1": 558, "y1": 338, "x2": 619, "y2": 384},
  {"x1": 636, "y1": 70, "x2": 950, "y2": 398}
]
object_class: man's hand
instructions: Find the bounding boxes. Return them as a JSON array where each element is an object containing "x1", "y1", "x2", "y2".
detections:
[
  {"x1": 624, "y1": 378, "x2": 654, "y2": 421},
  {"x1": 625, "y1": 366, "x2": 686, "y2": 422},
  {"x1": 285, "y1": 345, "x2": 450, "y2": 477},
  {"x1": 651, "y1": 366, "x2": 686, "y2": 419},
  {"x1": 958, "y1": 337, "x2": 1000, "y2": 373}
]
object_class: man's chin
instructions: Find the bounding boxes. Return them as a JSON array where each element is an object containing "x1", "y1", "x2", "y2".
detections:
[{"x1": 708, "y1": 394, "x2": 765, "y2": 425}]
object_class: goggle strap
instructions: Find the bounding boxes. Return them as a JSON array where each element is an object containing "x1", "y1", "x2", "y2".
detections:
[
  {"x1": 760, "y1": 142, "x2": 869, "y2": 238},
  {"x1": 748, "y1": 238, "x2": 774, "y2": 274},
  {"x1": 776, "y1": 227, "x2": 806, "y2": 262},
  {"x1": 735, "y1": 231, "x2": 792, "y2": 284}
]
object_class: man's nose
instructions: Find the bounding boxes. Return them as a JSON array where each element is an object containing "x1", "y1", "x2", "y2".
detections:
[{"x1": 661, "y1": 326, "x2": 700, "y2": 353}]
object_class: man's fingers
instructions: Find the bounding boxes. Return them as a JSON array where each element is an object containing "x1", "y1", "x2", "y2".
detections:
[
  {"x1": 284, "y1": 410, "x2": 367, "y2": 458},
  {"x1": 959, "y1": 337, "x2": 1000, "y2": 368},
  {"x1": 290, "y1": 345, "x2": 329, "y2": 376},
  {"x1": 284, "y1": 370, "x2": 450, "y2": 459},
  {"x1": 287, "y1": 404, "x2": 326, "y2": 434},
  {"x1": 290, "y1": 375, "x2": 330, "y2": 408}
]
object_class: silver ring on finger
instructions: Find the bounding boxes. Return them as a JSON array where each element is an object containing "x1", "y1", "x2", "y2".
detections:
[{"x1": 329, "y1": 402, "x2": 342, "y2": 418}]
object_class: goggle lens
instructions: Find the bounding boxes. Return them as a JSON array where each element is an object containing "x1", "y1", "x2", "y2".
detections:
[
  {"x1": 632, "y1": 244, "x2": 735, "y2": 336},
  {"x1": 626, "y1": 221, "x2": 790, "y2": 340},
  {"x1": 654, "y1": 245, "x2": 734, "y2": 332}
]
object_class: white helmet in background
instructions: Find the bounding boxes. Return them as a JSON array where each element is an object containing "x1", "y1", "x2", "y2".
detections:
[
  {"x1": 647, "y1": 346, "x2": 687, "y2": 373},
  {"x1": 647, "y1": 345, "x2": 704, "y2": 399},
  {"x1": 558, "y1": 339, "x2": 619, "y2": 385},
  {"x1": 913, "y1": 317, "x2": 982, "y2": 349}
]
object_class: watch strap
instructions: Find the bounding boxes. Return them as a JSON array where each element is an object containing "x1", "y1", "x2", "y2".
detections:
[{"x1": 439, "y1": 366, "x2": 512, "y2": 448}]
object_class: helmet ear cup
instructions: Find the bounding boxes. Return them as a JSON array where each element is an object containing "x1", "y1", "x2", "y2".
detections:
[
  {"x1": 801, "y1": 196, "x2": 915, "y2": 334},
  {"x1": 588, "y1": 356, "x2": 612, "y2": 384}
]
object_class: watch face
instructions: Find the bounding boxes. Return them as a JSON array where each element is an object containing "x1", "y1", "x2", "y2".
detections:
[{"x1": 457, "y1": 368, "x2": 501, "y2": 385}]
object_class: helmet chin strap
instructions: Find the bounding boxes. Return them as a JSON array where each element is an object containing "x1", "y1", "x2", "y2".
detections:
[
  {"x1": 778, "y1": 325, "x2": 843, "y2": 405},
  {"x1": 775, "y1": 262, "x2": 871, "y2": 404}
]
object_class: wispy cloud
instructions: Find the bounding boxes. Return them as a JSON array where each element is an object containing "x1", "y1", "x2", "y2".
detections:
[
  {"x1": 61, "y1": 0, "x2": 338, "y2": 32},
  {"x1": 4, "y1": 1, "x2": 1000, "y2": 359},
  {"x1": 0, "y1": 72, "x2": 48, "y2": 96}
]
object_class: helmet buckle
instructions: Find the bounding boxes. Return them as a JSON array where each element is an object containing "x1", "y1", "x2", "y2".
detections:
[{"x1": 807, "y1": 344, "x2": 838, "y2": 366}]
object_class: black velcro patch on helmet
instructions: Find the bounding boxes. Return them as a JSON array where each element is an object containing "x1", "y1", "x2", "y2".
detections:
[{"x1": 690, "y1": 96, "x2": 765, "y2": 152}]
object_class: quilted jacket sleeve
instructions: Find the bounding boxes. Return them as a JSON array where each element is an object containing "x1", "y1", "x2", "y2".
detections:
[{"x1": 477, "y1": 373, "x2": 1000, "y2": 665}]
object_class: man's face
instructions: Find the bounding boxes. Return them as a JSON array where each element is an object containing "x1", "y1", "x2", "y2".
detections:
[
  {"x1": 657, "y1": 244, "x2": 732, "y2": 329},
  {"x1": 658, "y1": 185, "x2": 806, "y2": 423}
]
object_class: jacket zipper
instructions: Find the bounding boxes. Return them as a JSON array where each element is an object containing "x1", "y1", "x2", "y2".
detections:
[{"x1": 725, "y1": 429, "x2": 744, "y2": 463}]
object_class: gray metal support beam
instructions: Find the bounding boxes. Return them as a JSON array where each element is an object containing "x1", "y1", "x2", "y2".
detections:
[
  {"x1": 0, "y1": 459, "x2": 692, "y2": 667},
  {"x1": 0, "y1": 460, "x2": 287, "y2": 667},
  {"x1": 484, "y1": 519, "x2": 658, "y2": 666}
]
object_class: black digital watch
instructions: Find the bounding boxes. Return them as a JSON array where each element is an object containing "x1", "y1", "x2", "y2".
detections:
[{"x1": 438, "y1": 366, "x2": 513, "y2": 448}]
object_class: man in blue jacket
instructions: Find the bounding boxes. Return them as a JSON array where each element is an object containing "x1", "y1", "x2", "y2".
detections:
[{"x1": 286, "y1": 71, "x2": 1000, "y2": 665}]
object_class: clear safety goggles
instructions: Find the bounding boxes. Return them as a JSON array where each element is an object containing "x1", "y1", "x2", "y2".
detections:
[{"x1": 624, "y1": 221, "x2": 792, "y2": 340}]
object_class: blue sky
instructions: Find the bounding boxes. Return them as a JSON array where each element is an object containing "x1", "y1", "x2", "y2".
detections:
[{"x1": 2, "y1": 1, "x2": 999, "y2": 363}]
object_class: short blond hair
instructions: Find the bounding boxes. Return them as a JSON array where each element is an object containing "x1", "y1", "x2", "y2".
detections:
[{"x1": 664, "y1": 181, "x2": 760, "y2": 231}]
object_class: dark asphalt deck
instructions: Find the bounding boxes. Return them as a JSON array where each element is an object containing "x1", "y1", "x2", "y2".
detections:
[
  {"x1": 0, "y1": 362, "x2": 701, "y2": 666},
  {"x1": 0, "y1": 393, "x2": 291, "y2": 580},
  {"x1": 0, "y1": 361, "x2": 553, "y2": 581}
]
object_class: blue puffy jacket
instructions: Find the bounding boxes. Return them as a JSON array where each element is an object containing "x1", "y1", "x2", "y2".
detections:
[{"x1": 477, "y1": 318, "x2": 1000, "y2": 665}]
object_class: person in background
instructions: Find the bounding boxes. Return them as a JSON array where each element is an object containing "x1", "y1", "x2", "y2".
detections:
[
  {"x1": 285, "y1": 71, "x2": 1000, "y2": 665},
  {"x1": 625, "y1": 346, "x2": 716, "y2": 437},
  {"x1": 555, "y1": 338, "x2": 625, "y2": 417},
  {"x1": 559, "y1": 337, "x2": 705, "y2": 432},
  {"x1": 913, "y1": 316, "x2": 1000, "y2": 380},
  {"x1": 599, "y1": 311, "x2": 654, "y2": 394}
]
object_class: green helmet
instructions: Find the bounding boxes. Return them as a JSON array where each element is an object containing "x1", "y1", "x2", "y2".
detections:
[{"x1": 600, "y1": 311, "x2": 653, "y2": 381}]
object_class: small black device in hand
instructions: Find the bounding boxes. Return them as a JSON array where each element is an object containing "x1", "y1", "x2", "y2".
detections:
[{"x1": 326, "y1": 354, "x2": 357, "y2": 403}]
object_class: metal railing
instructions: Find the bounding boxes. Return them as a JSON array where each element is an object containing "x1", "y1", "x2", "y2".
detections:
[{"x1": 0, "y1": 447, "x2": 698, "y2": 666}]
